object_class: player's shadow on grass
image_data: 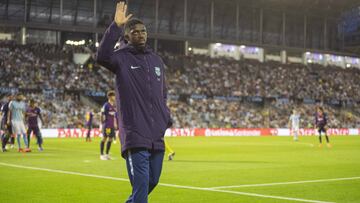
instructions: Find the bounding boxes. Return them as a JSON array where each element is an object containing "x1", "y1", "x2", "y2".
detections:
[{"x1": 173, "y1": 160, "x2": 271, "y2": 164}]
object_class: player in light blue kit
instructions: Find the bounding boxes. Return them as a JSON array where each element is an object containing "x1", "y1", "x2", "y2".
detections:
[
  {"x1": 288, "y1": 109, "x2": 300, "y2": 141},
  {"x1": 8, "y1": 94, "x2": 30, "y2": 152}
]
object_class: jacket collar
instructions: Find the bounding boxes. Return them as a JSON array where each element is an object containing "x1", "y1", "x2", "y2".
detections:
[{"x1": 123, "y1": 43, "x2": 152, "y2": 54}]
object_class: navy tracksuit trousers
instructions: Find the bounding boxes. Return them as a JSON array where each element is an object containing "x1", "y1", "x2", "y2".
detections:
[{"x1": 125, "y1": 149, "x2": 164, "y2": 203}]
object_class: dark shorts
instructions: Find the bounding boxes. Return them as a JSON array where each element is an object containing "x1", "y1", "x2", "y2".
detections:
[
  {"x1": 85, "y1": 124, "x2": 92, "y2": 137},
  {"x1": 27, "y1": 126, "x2": 41, "y2": 136},
  {"x1": 102, "y1": 127, "x2": 115, "y2": 138},
  {"x1": 86, "y1": 123, "x2": 92, "y2": 131},
  {"x1": 318, "y1": 125, "x2": 327, "y2": 134}
]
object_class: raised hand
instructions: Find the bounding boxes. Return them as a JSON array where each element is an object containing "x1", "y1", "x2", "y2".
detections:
[{"x1": 114, "y1": 1, "x2": 133, "y2": 27}]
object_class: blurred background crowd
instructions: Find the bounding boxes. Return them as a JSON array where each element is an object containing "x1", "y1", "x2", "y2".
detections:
[{"x1": 1, "y1": 40, "x2": 359, "y2": 128}]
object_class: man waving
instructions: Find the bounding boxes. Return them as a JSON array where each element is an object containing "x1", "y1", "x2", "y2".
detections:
[{"x1": 96, "y1": 2, "x2": 172, "y2": 203}]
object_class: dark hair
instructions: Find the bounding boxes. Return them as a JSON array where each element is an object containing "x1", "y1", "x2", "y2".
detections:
[
  {"x1": 16, "y1": 93, "x2": 23, "y2": 98},
  {"x1": 124, "y1": 18, "x2": 144, "y2": 33},
  {"x1": 318, "y1": 106, "x2": 324, "y2": 112},
  {"x1": 107, "y1": 90, "x2": 115, "y2": 97}
]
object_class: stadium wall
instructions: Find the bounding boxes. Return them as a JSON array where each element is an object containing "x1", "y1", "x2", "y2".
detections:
[{"x1": 23, "y1": 128, "x2": 360, "y2": 138}]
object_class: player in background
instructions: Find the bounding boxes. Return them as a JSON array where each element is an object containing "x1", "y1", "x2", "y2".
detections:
[
  {"x1": 288, "y1": 109, "x2": 300, "y2": 141},
  {"x1": 85, "y1": 109, "x2": 94, "y2": 142},
  {"x1": 165, "y1": 140, "x2": 176, "y2": 160},
  {"x1": 8, "y1": 94, "x2": 30, "y2": 152},
  {"x1": 25, "y1": 99, "x2": 44, "y2": 151},
  {"x1": 1, "y1": 94, "x2": 13, "y2": 152},
  {"x1": 315, "y1": 106, "x2": 331, "y2": 148},
  {"x1": 100, "y1": 91, "x2": 117, "y2": 160},
  {"x1": 113, "y1": 111, "x2": 118, "y2": 144}
]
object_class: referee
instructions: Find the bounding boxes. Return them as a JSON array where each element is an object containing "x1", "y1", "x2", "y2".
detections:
[{"x1": 96, "y1": 2, "x2": 172, "y2": 203}]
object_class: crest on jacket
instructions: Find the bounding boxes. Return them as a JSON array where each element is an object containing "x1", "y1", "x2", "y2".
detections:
[{"x1": 154, "y1": 67, "x2": 161, "y2": 77}]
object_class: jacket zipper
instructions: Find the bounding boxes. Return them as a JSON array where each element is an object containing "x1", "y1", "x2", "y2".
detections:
[{"x1": 144, "y1": 55, "x2": 155, "y2": 148}]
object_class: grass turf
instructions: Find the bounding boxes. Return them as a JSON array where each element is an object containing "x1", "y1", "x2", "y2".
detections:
[{"x1": 0, "y1": 136, "x2": 359, "y2": 203}]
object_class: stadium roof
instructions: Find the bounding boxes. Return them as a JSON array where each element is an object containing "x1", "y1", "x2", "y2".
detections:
[{"x1": 244, "y1": 0, "x2": 359, "y2": 17}]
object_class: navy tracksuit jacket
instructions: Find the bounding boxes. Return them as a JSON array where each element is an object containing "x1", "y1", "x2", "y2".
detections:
[
  {"x1": 97, "y1": 21, "x2": 172, "y2": 203},
  {"x1": 97, "y1": 22, "x2": 172, "y2": 157}
]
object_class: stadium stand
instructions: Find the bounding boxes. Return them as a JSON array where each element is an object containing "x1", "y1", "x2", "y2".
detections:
[{"x1": 1, "y1": 40, "x2": 359, "y2": 128}]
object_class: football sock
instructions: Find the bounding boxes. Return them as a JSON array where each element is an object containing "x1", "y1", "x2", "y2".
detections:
[
  {"x1": 38, "y1": 135, "x2": 43, "y2": 147},
  {"x1": 106, "y1": 141, "x2": 112, "y2": 154},
  {"x1": 23, "y1": 134, "x2": 28, "y2": 148},
  {"x1": 1, "y1": 134, "x2": 9, "y2": 149},
  {"x1": 325, "y1": 135, "x2": 330, "y2": 143},
  {"x1": 1, "y1": 133, "x2": 4, "y2": 148},
  {"x1": 165, "y1": 140, "x2": 174, "y2": 154},
  {"x1": 100, "y1": 141, "x2": 105, "y2": 155},
  {"x1": 86, "y1": 130, "x2": 91, "y2": 140},
  {"x1": 27, "y1": 133, "x2": 31, "y2": 148},
  {"x1": 17, "y1": 135, "x2": 21, "y2": 148}
]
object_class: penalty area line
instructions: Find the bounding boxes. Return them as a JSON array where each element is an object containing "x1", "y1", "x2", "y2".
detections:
[{"x1": 0, "y1": 162, "x2": 333, "y2": 203}]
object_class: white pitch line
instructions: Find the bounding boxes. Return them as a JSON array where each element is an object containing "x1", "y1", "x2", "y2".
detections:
[
  {"x1": 158, "y1": 183, "x2": 334, "y2": 203},
  {"x1": 0, "y1": 162, "x2": 129, "y2": 182},
  {"x1": 210, "y1": 176, "x2": 360, "y2": 189},
  {"x1": 206, "y1": 189, "x2": 334, "y2": 203},
  {"x1": 0, "y1": 162, "x2": 334, "y2": 203}
]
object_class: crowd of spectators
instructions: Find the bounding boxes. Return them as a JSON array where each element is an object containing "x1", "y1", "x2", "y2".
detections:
[
  {"x1": 0, "y1": 40, "x2": 111, "y2": 91},
  {"x1": 162, "y1": 52, "x2": 360, "y2": 128},
  {"x1": 161, "y1": 52, "x2": 360, "y2": 101},
  {"x1": 0, "y1": 40, "x2": 107, "y2": 128},
  {"x1": 1, "y1": 40, "x2": 360, "y2": 128},
  {"x1": 168, "y1": 99, "x2": 360, "y2": 128}
]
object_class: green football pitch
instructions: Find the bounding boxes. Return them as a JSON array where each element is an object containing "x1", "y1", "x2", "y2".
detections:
[{"x1": 1, "y1": 136, "x2": 360, "y2": 203}]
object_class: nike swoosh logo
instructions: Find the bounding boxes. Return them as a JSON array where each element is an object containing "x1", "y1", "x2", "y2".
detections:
[{"x1": 131, "y1": 66, "x2": 141, "y2": 69}]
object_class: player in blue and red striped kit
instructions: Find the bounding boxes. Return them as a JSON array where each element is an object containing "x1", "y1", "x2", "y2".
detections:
[
  {"x1": 25, "y1": 99, "x2": 44, "y2": 151},
  {"x1": 315, "y1": 106, "x2": 331, "y2": 148},
  {"x1": 100, "y1": 91, "x2": 117, "y2": 160},
  {"x1": 85, "y1": 110, "x2": 93, "y2": 142}
]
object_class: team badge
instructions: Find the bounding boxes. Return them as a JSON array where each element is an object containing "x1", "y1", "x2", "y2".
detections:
[
  {"x1": 106, "y1": 128, "x2": 111, "y2": 134},
  {"x1": 154, "y1": 67, "x2": 161, "y2": 77}
]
